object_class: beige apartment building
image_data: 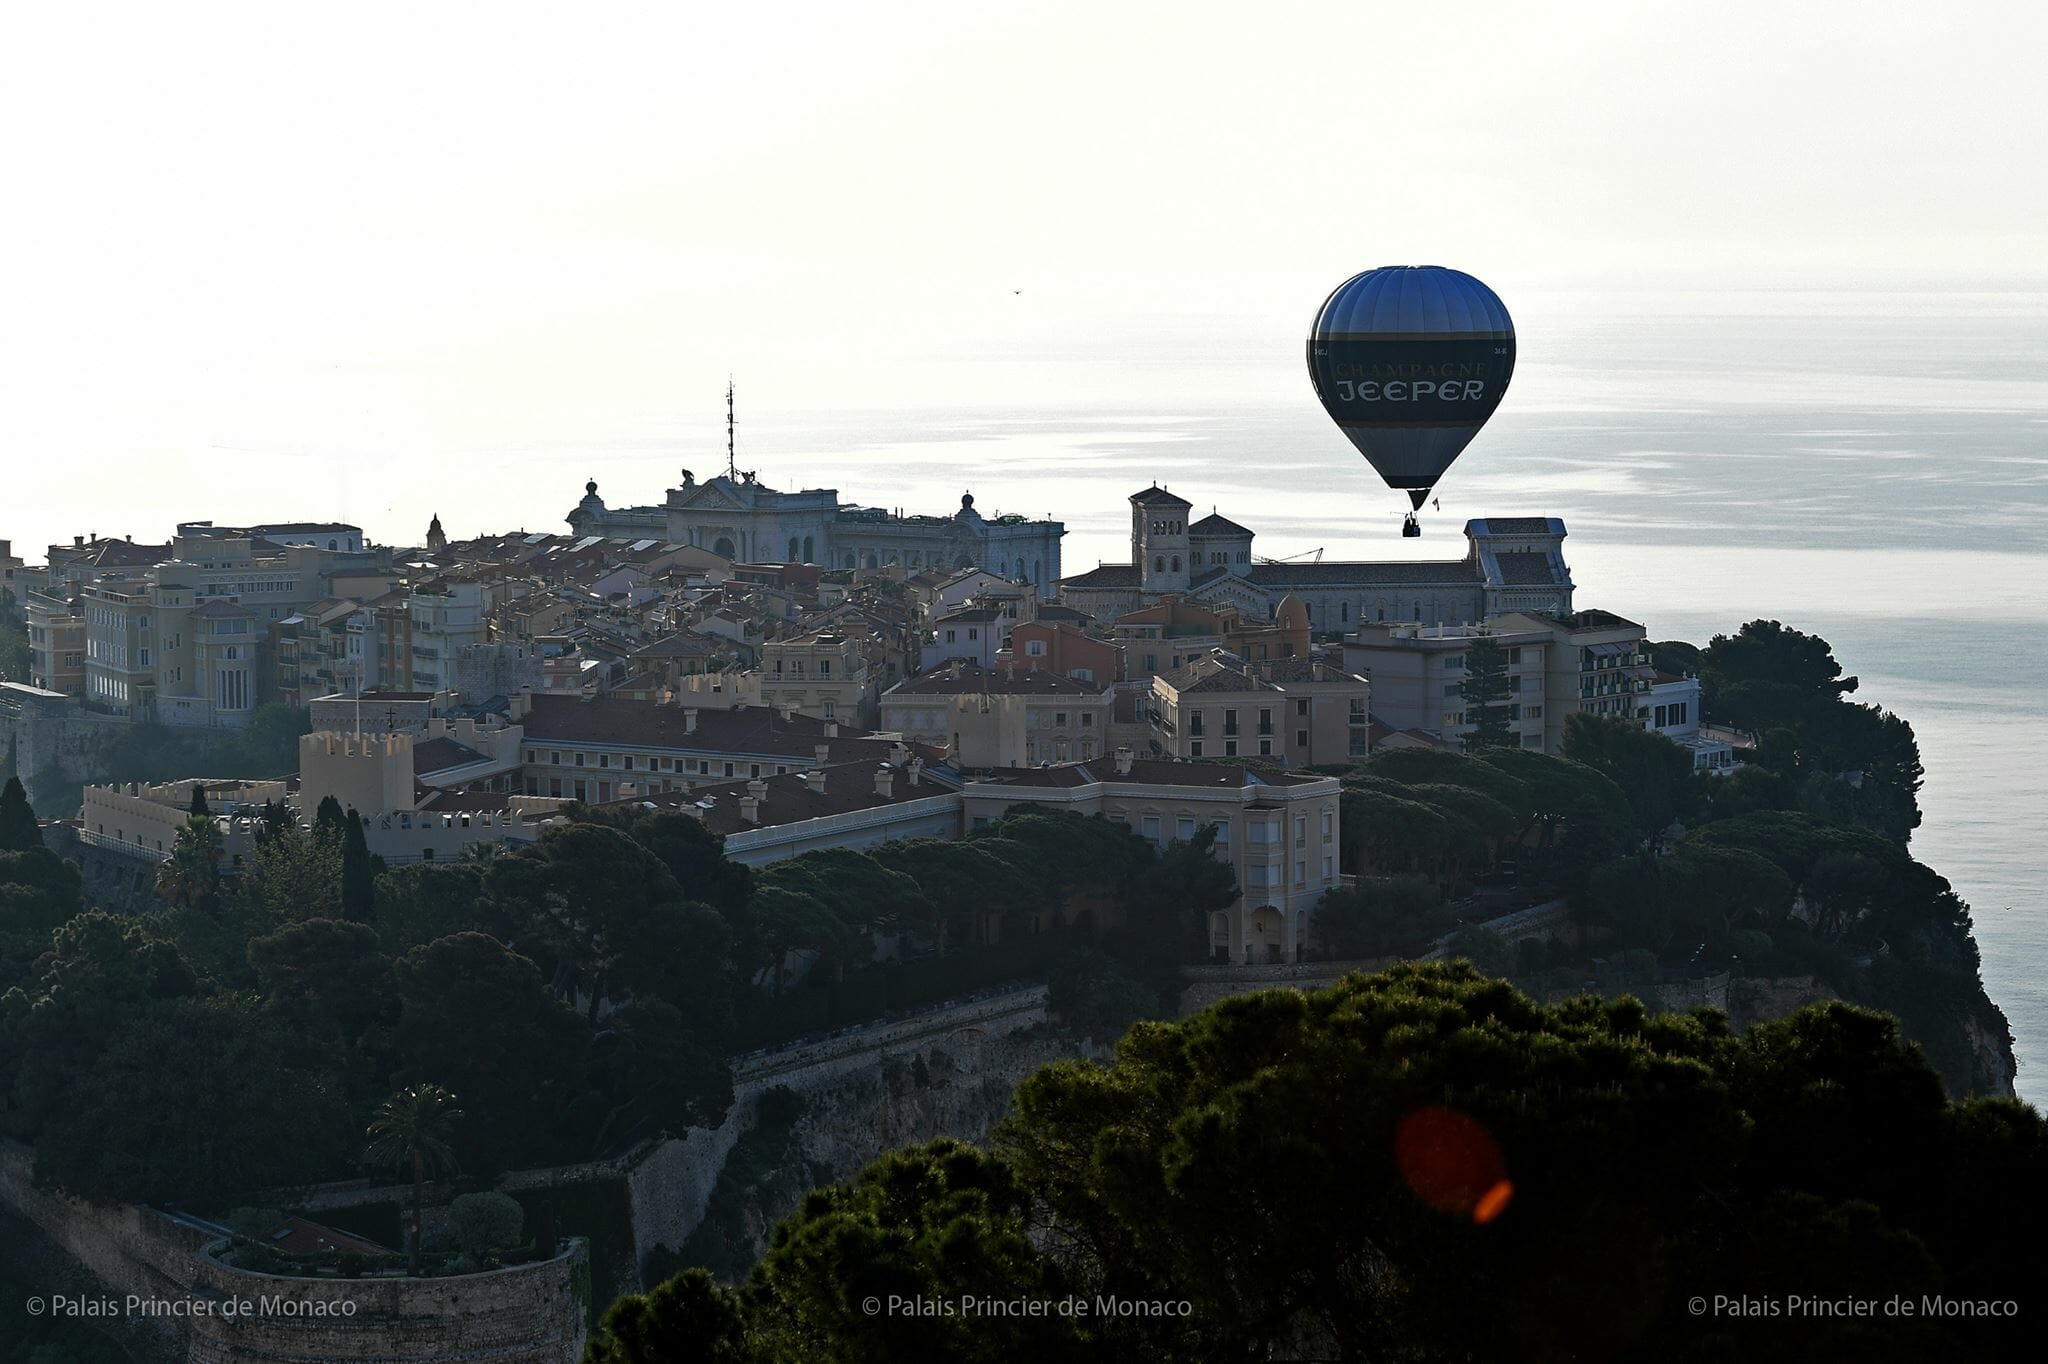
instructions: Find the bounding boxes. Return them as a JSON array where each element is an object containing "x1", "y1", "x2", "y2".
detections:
[
  {"x1": 881, "y1": 663, "x2": 1116, "y2": 769},
  {"x1": 1342, "y1": 609, "x2": 1654, "y2": 754},
  {"x1": 1490, "y1": 610, "x2": 1655, "y2": 752},
  {"x1": 405, "y1": 577, "x2": 494, "y2": 693},
  {"x1": 26, "y1": 590, "x2": 87, "y2": 697},
  {"x1": 963, "y1": 750, "x2": 1342, "y2": 963},
  {"x1": 75, "y1": 533, "x2": 365, "y2": 727},
  {"x1": 757, "y1": 629, "x2": 875, "y2": 725},
  {"x1": 1149, "y1": 652, "x2": 1372, "y2": 767},
  {"x1": 1342, "y1": 621, "x2": 1554, "y2": 752}
]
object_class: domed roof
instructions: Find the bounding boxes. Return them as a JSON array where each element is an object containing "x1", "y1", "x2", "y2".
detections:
[{"x1": 1274, "y1": 593, "x2": 1310, "y2": 630}]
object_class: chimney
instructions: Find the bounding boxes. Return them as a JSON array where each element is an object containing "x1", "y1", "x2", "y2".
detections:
[
  {"x1": 780, "y1": 702, "x2": 798, "y2": 722},
  {"x1": 684, "y1": 708, "x2": 699, "y2": 734},
  {"x1": 824, "y1": 721, "x2": 838, "y2": 737},
  {"x1": 1113, "y1": 745, "x2": 1135, "y2": 776},
  {"x1": 875, "y1": 764, "x2": 896, "y2": 797},
  {"x1": 737, "y1": 790, "x2": 761, "y2": 823},
  {"x1": 803, "y1": 768, "x2": 828, "y2": 794},
  {"x1": 747, "y1": 777, "x2": 768, "y2": 801},
  {"x1": 907, "y1": 755, "x2": 924, "y2": 785},
  {"x1": 889, "y1": 741, "x2": 910, "y2": 764},
  {"x1": 814, "y1": 743, "x2": 832, "y2": 763},
  {"x1": 948, "y1": 658, "x2": 963, "y2": 681},
  {"x1": 509, "y1": 685, "x2": 534, "y2": 721}
]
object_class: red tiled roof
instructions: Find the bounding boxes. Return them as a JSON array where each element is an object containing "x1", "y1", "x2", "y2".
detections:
[
  {"x1": 522, "y1": 695, "x2": 876, "y2": 757},
  {"x1": 889, "y1": 666, "x2": 1105, "y2": 697}
]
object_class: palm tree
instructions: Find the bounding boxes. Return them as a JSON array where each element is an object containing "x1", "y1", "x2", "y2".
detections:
[
  {"x1": 155, "y1": 815, "x2": 223, "y2": 913},
  {"x1": 364, "y1": 1084, "x2": 464, "y2": 1275}
]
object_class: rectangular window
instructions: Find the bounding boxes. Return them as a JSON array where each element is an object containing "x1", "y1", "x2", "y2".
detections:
[
  {"x1": 1190, "y1": 740, "x2": 1204, "y2": 757},
  {"x1": 1296, "y1": 699, "x2": 1308, "y2": 716},
  {"x1": 1141, "y1": 815, "x2": 1162, "y2": 844},
  {"x1": 1259, "y1": 739, "x2": 1272, "y2": 755},
  {"x1": 1177, "y1": 817, "x2": 1196, "y2": 841},
  {"x1": 1296, "y1": 729, "x2": 1308, "y2": 747},
  {"x1": 1081, "y1": 711, "x2": 1094, "y2": 726},
  {"x1": 1225, "y1": 739, "x2": 1237, "y2": 756},
  {"x1": 1294, "y1": 816, "x2": 1306, "y2": 848},
  {"x1": 1055, "y1": 711, "x2": 1068, "y2": 726},
  {"x1": 1294, "y1": 860, "x2": 1306, "y2": 886}
]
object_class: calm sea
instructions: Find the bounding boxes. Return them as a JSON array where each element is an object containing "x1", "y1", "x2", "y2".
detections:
[{"x1": 714, "y1": 290, "x2": 2048, "y2": 1103}]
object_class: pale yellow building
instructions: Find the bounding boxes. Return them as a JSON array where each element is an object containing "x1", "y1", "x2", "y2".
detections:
[
  {"x1": 881, "y1": 663, "x2": 1115, "y2": 768},
  {"x1": 757, "y1": 629, "x2": 874, "y2": 725},
  {"x1": 1342, "y1": 621, "x2": 1553, "y2": 753},
  {"x1": 1149, "y1": 651, "x2": 1371, "y2": 767},
  {"x1": 26, "y1": 589, "x2": 87, "y2": 697},
  {"x1": 962, "y1": 750, "x2": 1342, "y2": 963}
]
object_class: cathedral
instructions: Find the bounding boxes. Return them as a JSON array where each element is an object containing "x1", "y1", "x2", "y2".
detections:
[{"x1": 1057, "y1": 485, "x2": 1575, "y2": 632}]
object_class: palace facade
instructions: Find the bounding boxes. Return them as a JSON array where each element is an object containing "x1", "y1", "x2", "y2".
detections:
[{"x1": 566, "y1": 473, "x2": 1065, "y2": 598}]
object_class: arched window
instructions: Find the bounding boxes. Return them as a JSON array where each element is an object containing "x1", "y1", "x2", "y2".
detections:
[
  {"x1": 1412, "y1": 603, "x2": 1422, "y2": 622},
  {"x1": 864, "y1": 552, "x2": 879, "y2": 569},
  {"x1": 787, "y1": 537, "x2": 799, "y2": 562},
  {"x1": 1033, "y1": 558, "x2": 1042, "y2": 583},
  {"x1": 1341, "y1": 602, "x2": 1350, "y2": 622},
  {"x1": 714, "y1": 536, "x2": 736, "y2": 558},
  {"x1": 803, "y1": 535, "x2": 815, "y2": 562},
  {"x1": 1154, "y1": 556, "x2": 1165, "y2": 572},
  {"x1": 844, "y1": 552, "x2": 857, "y2": 570},
  {"x1": 1171, "y1": 555, "x2": 1181, "y2": 572}
]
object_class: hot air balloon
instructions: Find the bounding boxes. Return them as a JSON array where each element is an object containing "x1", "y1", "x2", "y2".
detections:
[{"x1": 1307, "y1": 266, "x2": 1515, "y2": 536}]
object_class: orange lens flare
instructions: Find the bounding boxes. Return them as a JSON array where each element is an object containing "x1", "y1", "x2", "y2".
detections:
[
  {"x1": 1393, "y1": 1107, "x2": 1511, "y2": 1223},
  {"x1": 1472, "y1": 1178, "x2": 1515, "y2": 1224}
]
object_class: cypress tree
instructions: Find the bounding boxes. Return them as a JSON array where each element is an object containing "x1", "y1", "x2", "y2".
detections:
[
  {"x1": 0, "y1": 775, "x2": 41, "y2": 851},
  {"x1": 340, "y1": 808, "x2": 375, "y2": 921},
  {"x1": 1461, "y1": 635, "x2": 1516, "y2": 751}
]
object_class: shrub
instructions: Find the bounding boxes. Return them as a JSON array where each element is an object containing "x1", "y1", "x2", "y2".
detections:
[{"x1": 447, "y1": 1191, "x2": 525, "y2": 1257}]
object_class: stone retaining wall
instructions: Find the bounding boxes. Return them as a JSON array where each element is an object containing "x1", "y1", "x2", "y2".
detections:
[{"x1": 184, "y1": 1241, "x2": 587, "y2": 1364}]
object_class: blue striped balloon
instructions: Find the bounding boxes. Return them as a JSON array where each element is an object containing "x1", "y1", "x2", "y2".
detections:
[{"x1": 1307, "y1": 266, "x2": 1516, "y2": 510}]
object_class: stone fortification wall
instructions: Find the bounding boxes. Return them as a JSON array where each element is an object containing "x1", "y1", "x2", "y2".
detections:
[
  {"x1": 0, "y1": 1141, "x2": 589, "y2": 1363},
  {"x1": 184, "y1": 1241, "x2": 587, "y2": 1364},
  {"x1": 0, "y1": 1142, "x2": 200, "y2": 1357},
  {"x1": 623, "y1": 984, "x2": 1051, "y2": 1271}
]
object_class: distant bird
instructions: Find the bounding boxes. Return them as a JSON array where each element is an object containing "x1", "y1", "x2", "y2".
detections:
[
  {"x1": 1432, "y1": 497, "x2": 1440, "y2": 510},
  {"x1": 1013, "y1": 290, "x2": 1021, "y2": 295}
]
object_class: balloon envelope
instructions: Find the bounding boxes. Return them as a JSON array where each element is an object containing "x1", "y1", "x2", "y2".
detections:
[{"x1": 1306, "y1": 266, "x2": 1515, "y2": 509}]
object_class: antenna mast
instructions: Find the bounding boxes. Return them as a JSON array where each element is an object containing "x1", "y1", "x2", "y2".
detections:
[{"x1": 725, "y1": 378, "x2": 737, "y2": 480}]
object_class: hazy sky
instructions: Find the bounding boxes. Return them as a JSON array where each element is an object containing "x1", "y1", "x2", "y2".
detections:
[{"x1": 4, "y1": 1, "x2": 2044, "y2": 556}]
